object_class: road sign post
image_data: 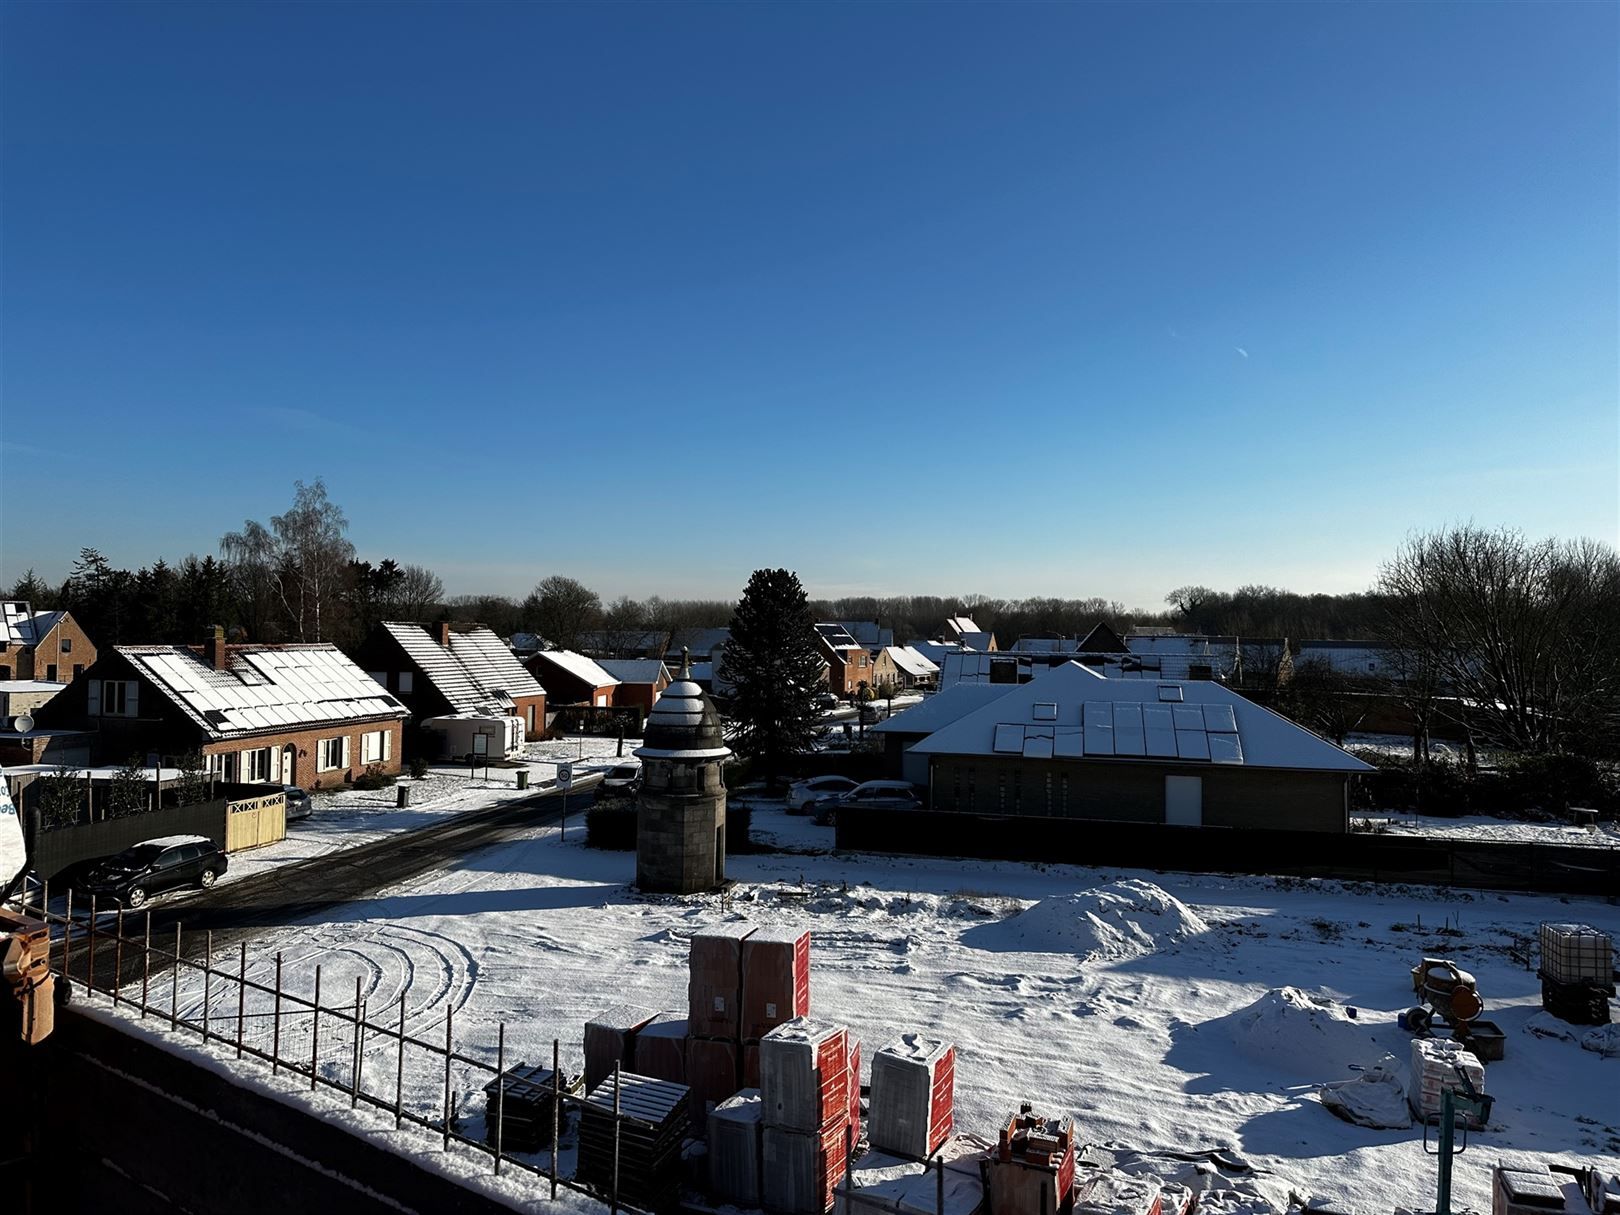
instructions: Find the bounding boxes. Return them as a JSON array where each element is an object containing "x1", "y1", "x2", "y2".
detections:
[{"x1": 557, "y1": 763, "x2": 573, "y2": 841}]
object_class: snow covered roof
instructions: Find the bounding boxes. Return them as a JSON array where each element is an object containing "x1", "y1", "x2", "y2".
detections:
[
  {"x1": 907, "y1": 640, "x2": 963, "y2": 667},
  {"x1": 870, "y1": 682, "x2": 1019, "y2": 736},
  {"x1": 598, "y1": 659, "x2": 670, "y2": 686},
  {"x1": 815, "y1": 623, "x2": 864, "y2": 652},
  {"x1": 911, "y1": 662, "x2": 1373, "y2": 773},
  {"x1": 0, "y1": 601, "x2": 30, "y2": 645},
  {"x1": 382, "y1": 623, "x2": 545, "y2": 711},
  {"x1": 119, "y1": 644, "x2": 408, "y2": 741},
  {"x1": 531, "y1": 649, "x2": 620, "y2": 688},
  {"x1": 634, "y1": 677, "x2": 730, "y2": 760},
  {"x1": 939, "y1": 651, "x2": 1085, "y2": 688},
  {"x1": 883, "y1": 645, "x2": 939, "y2": 679},
  {"x1": 0, "y1": 680, "x2": 68, "y2": 694},
  {"x1": 945, "y1": 616, "x2": 980, "y2": 635},
  {"x1": 509, "y1": 632, "x2": 549, "y2": 654}
]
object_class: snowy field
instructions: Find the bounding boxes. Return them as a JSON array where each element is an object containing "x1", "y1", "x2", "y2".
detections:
[
  {"x1": 1355, "y1": 812, "x2": 1620, "y2": 849},
  {"x1": 141, "y1": 801, "x2": 1620, "y2": 1215}
]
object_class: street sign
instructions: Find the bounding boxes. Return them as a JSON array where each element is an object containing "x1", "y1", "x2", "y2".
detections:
[{"x1": 557, "y1": 762, "x2": 573, "y2": 789}]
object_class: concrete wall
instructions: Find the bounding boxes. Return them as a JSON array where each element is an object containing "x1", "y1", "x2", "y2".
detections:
[
  {"x1": 16, "y1": 1010, "x2": 519, "y2": 1215},
  {"x1": 927, "y1": 756, "x2": 1346, "y2": 832},
  {"x1": 637, "y1": 759, "x2": 727, "y2": 893}
]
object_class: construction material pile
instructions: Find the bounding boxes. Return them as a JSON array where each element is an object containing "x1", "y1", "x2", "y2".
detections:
[
  {"x1": 984, "y1": 1105, "x2": 1077, "y2": 1215},
  {"x1": 1538, "y1": 923, "x2": 1615, "y2": 1025},
  {"x1": 482, "y1": 1062, "x2": 579, "y2": 1153},
  {"x1": 1408, "y1": 1037, "x2": 1487, "y2": 1128},
  {"x1": 761, "y1": 1017, "x2": 855, "y2": 1215},
  {"x1": 979, "y1": 880, "x2": 1209, "y2": 962},
  {"x1": 576, "y1": 1071, "x2": 689, "y2": 1211},
  {"x1": 869, "y1": 1035, "x2": 956, "y2": 1160},
  {"x1": 1493, "y1": 1163, "x2": 1620, "y2": 1215},
  {"x1": 709, "y1": 1088, "x2": 765, "y2": 1207},
  {"x1": 835, "y1": 1133, "x2": 991, "y2": 1215}
]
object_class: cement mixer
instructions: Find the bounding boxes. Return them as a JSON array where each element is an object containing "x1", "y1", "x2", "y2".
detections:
[{"x1": 1406, "y1": 957, "x2": 1484, "y2": 1032}]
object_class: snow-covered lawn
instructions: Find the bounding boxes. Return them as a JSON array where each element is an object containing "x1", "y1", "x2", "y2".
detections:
[
  {"x1": 1356, "y1": 812, "x2": 1620, "y2": 849},
  {"x1": 138, "y1": 800, "x2": 1620, "y2": 1215}
]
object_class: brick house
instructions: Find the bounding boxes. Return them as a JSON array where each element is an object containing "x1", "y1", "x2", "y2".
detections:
[
  {"x1": 525, "y1": 650, "x2": 620, "y2": 707},
  {"x1": 353, "y1": 621, "x2": 547, "y2": 740},
  {"x1": 942, "y1": 615, "x2": 997, "y2": 652},
  {"x1": 871, "y1": 645, "x2": 940, "y2": 692},
  {"x1": 599, "y1": 658, "x2": 672, "y2": 715},
  {"x1": 33, "y1": 630, "x2": 408, "y2": 791},
  {"x1": 815, "y1": 623, "x2": 872, "y2": 698},
  {"x1": 1, "y1": 600, "x2": 98, "y2": 684}
]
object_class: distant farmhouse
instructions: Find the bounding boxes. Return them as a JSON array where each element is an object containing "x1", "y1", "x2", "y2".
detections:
[
  {"x1": 526, "y1": 649, "x2": 620, "y2": 708},
  {"x1": 815, "y1": 623, "x2": 872, "y2": 697}
]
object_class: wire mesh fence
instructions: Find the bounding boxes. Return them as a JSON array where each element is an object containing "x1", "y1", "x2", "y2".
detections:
[{"x1": 16, "y1": 881, "x2": 649, "y2": 1214}]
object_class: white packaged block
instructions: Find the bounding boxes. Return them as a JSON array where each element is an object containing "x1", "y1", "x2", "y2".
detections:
[{"x1": 709, "y1": 1088, "x2": 764, "y2": 1206}]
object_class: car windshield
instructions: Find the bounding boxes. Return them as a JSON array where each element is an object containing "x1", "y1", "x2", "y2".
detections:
[{"x1": 110, "y1": 845, "x2": 165, "y2": 868}]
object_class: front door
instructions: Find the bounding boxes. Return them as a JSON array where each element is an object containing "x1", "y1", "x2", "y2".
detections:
[
  {"x1": 1165, "y1": 775, "x2": 1202, "y2": 827},
  {"x1": 283, "y1": 744, "x2": 298, "y2": 788}
]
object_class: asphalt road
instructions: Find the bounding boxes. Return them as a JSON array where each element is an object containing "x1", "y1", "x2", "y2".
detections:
[{"x1": 58, "y1": 778, "x2": 603, "y2": 992}]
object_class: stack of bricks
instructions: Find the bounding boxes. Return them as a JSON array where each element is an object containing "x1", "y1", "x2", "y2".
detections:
[
  {"x1": 868, "y1": 1035, "x2": 955, "y2": 1161},
  {"x1": 760, "y1": 1017, "x2": 853, "y2": 1215},
  {"x1": 984, "y1": 1106, "x2": 1077, "y2": 1215},
  {"x1": 687, "y1": 923, "x2": 755, "y2": 1123},
  {"x1": 742, "y1": 925, "x2": 813, "y2": 1088},
  {"x1": 1407, "y1": 1038, "x2": 1487, "y2": 1128}
]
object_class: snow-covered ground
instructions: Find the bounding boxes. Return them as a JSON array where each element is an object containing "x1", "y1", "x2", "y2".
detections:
[
  {"x1": 135, "y1": 800, "x2": 1620, "y2": 1215},
  {"x1": 1356, "y1": 812, "x2": 1620, "y2": 849}
]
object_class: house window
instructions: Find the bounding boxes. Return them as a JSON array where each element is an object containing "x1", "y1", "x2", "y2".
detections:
[
  {"x1": 399, "y1": 672, "x2": 414, "y2": 694},
  {"x1": 101, "y1": 680, "x2": 138, "y2": 716},
  {"x1": 317, "y1": 737, "x2": 346, "y2": 772},
  {"x1": 361, "y1": 730, "x2": 385, "y2": 764},
  {"x1": 61, "y1": 637, "x2": 72, "y2": 653},
  {"x1": 245, "y1": 747, "x2": 271, "y2": 782}
]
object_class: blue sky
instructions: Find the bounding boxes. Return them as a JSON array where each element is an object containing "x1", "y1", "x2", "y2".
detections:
[{"x1": 2, "y1": 1, "x2": 1615, "y2": 608}]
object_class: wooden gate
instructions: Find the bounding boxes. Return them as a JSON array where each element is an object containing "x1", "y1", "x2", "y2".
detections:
[{"x1": 225, "y1": 791, "x2": 287, "y2": 852}]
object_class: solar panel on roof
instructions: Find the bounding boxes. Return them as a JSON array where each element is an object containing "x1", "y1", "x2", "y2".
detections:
[
  {"x1": 1157, "y1": 684, "x2": 1184, "y2": 702},
  {"x1": 1082, "y1": 701, "x2": 1115, "y2": 756},
  {"x1": 1023, "y1": 734, "x2": 1054, "y2": 759},
  {"x1": 1054, "y1": 728, "x2": 1084, "y2": 758},
  {"x1": 1208, "y1": 734, "x2": 1244, "y2": 764},
  {"x1": 1175, "y1": 729, "x2": 1211, "y2": 761},
  {"x1": 1143, "y1": 706, "x2": 1177, "y2": 757},
  {"x1": 1172, "y1": 705, "x2": 1204, "y2": 731},
  {"x1": 1202, "y1": 704, "x2": 1238, "y2": 733},
  {"x1": 993, "y1": 723, "x2": 1024, "y2": 754}
]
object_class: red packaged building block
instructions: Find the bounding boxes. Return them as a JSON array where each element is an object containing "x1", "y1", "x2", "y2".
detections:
[
  {"x1": 760, "y1": 1017, "x2": 849, "y2": 1134},
  {"x1": 690, "y1": 922, "x2": 755, "y2": 1040},
  {"x1": 985, "y1": 1110, "x2": 1076, "y2": 1215},
  {"x1": 688, "y1": 1035, "x2": 742, "y2": 1124},
  {"x1": 869, "y1": 1036, "x2": 954, "y2": 1160},
  {"x1": 584, "y1": 1005, "x2": 661, "y2": 1093},
  {"x1": 633, "y1": 1014, "x2": 689, "y2": 1085},
  {"x1": 742, "y1": 925, "x2": 811, "y2": 1041},
  {"x1": 847, "y1": 1038, "x2": 862, "y2": 1150},
  {"x1": 763, "y1": 1117, "x2": 851, "y2": 1215}
]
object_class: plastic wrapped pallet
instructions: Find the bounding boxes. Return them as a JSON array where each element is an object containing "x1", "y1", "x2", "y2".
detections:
[
  {"x1": 895, "y1": 1162, "x2": 986, "y2": 1215},
  {"x1": 869, "y1": 1035, "x2": 955, "y2": 1160},
  {"x1": 835, "y1": 1149, "x2": 921, "y2": 1215},
  {"x1": 634, "y1": 1014, "x2": 690, "y2": 1085},
  {"x1": 764, "y1": 1119, "x2": 851, "y2": 1215},
  {"x1": 690, "y1": 922, "x2": 755, "y2": 1039},
  {"x1": 1407, "y1": 1038, "x2": 1486, "y2": 1128},
  {"x1": 1073, "y1": 1170, "x2": 1164, "y2": 1215},
  {"x1": 584, "y1": 1005, "x2": 660, "y2": 1092},
  {"x1": 848, "y1": 1038, "x2": 863, "y2": 1150},
  {"x1": 688, "y1": 1035, "x2": 742, "y2": 1123},
  {"x1": 836, "y1": 1139, "x2": 989, "y2": 1215},
  {"x1": 709, "y1": 1088, "x2": 765, "y2": 1206},
  {"x1": 761, "y1": 1017, "x2": 850, "y2": 1133},
  {"x1": 743, "y1": 924, "x2": 812, "y2": 1039},
  {"x1": 1585, "y1": 1170, "x2": 1620, "y2": 1215},
  {"x1": 1539, "y1": 922, "x2": 1614, "y2": 985}
]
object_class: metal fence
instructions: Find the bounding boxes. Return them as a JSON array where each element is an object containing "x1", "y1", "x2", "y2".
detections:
[{"x1": 15, "y1": 881, "x2": 650, "y2": 1214}]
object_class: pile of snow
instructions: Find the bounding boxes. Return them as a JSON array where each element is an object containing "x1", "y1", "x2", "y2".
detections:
[
  {"x1": 969, "y1": 879, "x2": 1209, "y2": 960},
  {"x1": 1083, "y1": 1144, "x2": 1314, "y2": 1215},
  {"x1": 1228, "y1": 987, "x2": 1394, "y2": 1078},
  {"x1": 1525, "y1": 1012, "x2": 1620, "y2": 1058}
]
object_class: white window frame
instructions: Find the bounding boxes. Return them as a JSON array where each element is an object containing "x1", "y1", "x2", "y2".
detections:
[
  {"x1": 361, "y1": 730, "x2": 384, "y2": 764},
  {"x1": 317, "y1": 737, "x2": 347, "y2": 772},
  {"x1": 99, "y1": 679, "x2": 138, "y2": 717},
  {"x1": 245, "y1": 746, "x2": 272, "y2": 782}
]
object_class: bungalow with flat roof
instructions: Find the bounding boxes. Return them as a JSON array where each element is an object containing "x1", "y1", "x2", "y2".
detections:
[{"x1": 33, "y1": 629, "x2": 409, "y2": 790}]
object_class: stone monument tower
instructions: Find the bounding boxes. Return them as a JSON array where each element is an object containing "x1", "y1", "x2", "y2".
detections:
[{"x1": 634, "y1": 654, "x2": 731, "y2": 894}]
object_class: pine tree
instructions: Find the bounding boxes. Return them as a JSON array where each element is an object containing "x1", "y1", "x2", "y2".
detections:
[
  {"x1": 108, "y1": 755, "x2": 148, "y2": 818},
  {"x1": 719, "y1": 569, "x2": 825, "y2": 790},
  {"x1": 38, "y1": 765, "x2": 86, "y2": 831}
]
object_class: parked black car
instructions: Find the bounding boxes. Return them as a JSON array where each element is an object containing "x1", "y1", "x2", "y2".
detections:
[{"x1": 82, "y1": 837, "x2": 229, "y2": 909}]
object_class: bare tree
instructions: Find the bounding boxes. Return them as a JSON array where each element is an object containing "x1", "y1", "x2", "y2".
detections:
[
  {"x1": 1376, "y1": 526, "x2": 1620, "y2": 755},
  {"x1": 393, "y1": 564, "x2": 445, "y2": 621},
  {"x1": 599, "y1": 595, "x2": 647, "y2": 656},
  {"x1": 523, "y1": 576, "x2": 602, "y2": 652},
  {"x1": 222, "y1": 479, "x2": 356, "y2": 642}
]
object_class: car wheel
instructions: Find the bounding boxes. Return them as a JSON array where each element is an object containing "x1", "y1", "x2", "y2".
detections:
[
  {"x1": 125, "y1": 886, "x2": 148, "y2": 910},
  {"x1": 199, "y1": 869, "x2": 218, "y2": 888}
]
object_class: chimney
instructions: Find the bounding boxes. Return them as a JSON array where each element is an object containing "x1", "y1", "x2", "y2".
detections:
[
  {"x1": 209, "y1": 625, "x2": 229, "y2": 671},
  {"x1": 436, "y1": 620, "x2": 451, "y2": 648}
]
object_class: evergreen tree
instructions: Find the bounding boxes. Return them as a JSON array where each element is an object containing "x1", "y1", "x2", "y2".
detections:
[
  {"x1": 38, "y1": 765, "x2": 86, "y2": 831},
  {"x1": 108, "y1": 755, "x2": 148, "y2": 818},
  {"x1": 173, "y1": 751, "x2": 211, "y2": 807},
  {"x1": 719, "y1": 568, "x2": 825, "y2": 790}
]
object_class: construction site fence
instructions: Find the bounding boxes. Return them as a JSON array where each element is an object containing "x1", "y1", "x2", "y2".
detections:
[
  {"x1": 14, "y1": 883, "x2": 654, "y2": 1215},
  {"x1": 834, "y1": 810, "x2": 1620, "y2": 897}
]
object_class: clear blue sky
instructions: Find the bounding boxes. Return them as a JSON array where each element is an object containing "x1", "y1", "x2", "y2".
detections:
[{"x1": 2, "y1": 1, "x2": 1615, "y2": 608}]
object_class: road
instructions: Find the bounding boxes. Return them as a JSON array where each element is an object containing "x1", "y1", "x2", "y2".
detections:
[{"x1": 57, "y1": 777, "x2": 603, "y2": 992}]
